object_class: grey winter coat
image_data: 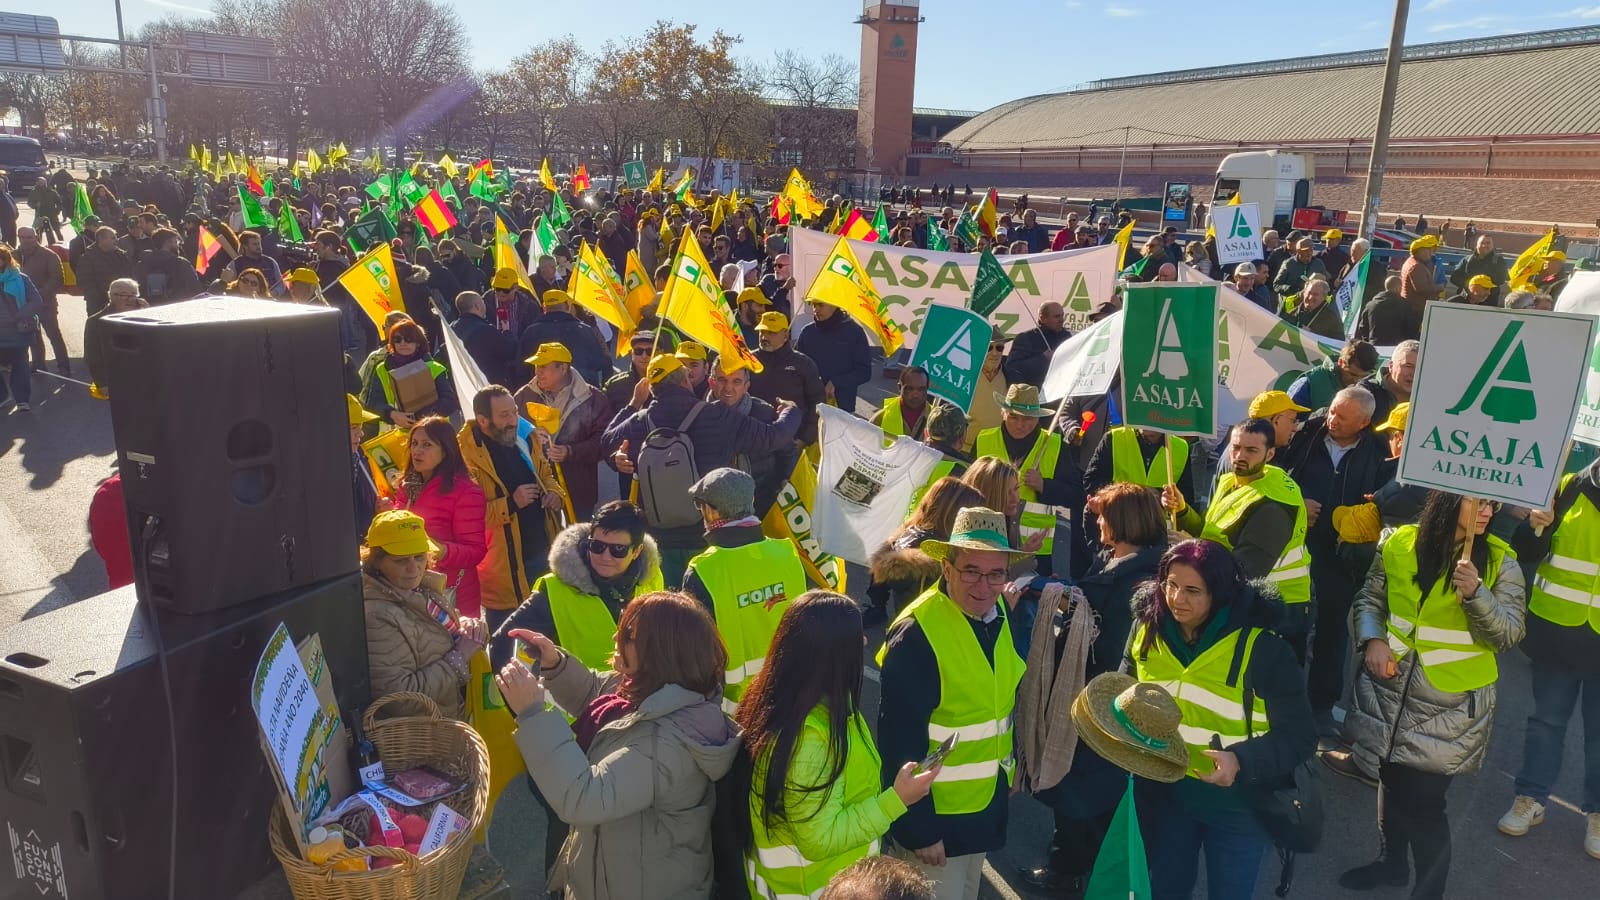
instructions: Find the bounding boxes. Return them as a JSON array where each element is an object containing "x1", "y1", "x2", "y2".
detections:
[
  {"x1": 1344, "y1": 537, "x2": 1526, "y2": 776},
  {"x1": 514, "y1": 656, "x2": 740, "y2": 900}
]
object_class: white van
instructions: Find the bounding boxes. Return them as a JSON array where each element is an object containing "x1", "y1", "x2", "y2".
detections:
[{"x1": 1211, "y1": 150, "x2": 1314, "y2": 231}]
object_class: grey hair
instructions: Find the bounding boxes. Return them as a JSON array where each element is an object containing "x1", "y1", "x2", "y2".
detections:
[
  {"x1": 1394, "y1": 339, "x2": 1421, "y2": 360},
  {"x1": 1333, "y1": 385, "x2": 1376, "y2": 420},
  {"x1": 109, "y1": 277, "x2": 140, "y2": 296}
]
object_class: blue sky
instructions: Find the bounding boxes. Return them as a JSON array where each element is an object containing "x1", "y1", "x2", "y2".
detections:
[{"x1": 57, "y1": 0, "x2": 1600, "y2": 111}]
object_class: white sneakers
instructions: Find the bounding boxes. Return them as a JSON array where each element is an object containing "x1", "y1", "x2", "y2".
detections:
[
  {"x1": 1497, "y1": 796, "x2": 1545, "y2": 836},
  {"x1": 1588, "y1": 813, "x2": 1600, "y2": 861}
]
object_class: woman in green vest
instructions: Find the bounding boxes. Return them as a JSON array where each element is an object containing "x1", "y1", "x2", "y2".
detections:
[
  {"x1": 1340, "y1": 491, "x2": 1526, "y2": 899},
  {"x1": 731, "y1": 591, "x2": 936, "y2": 899},
  {"x1": 1127, "y1": 539, "x2": 1315, "y2": 900},
  {"x1": 360, "y1": 318, "x2": 456, "y2": 426}
]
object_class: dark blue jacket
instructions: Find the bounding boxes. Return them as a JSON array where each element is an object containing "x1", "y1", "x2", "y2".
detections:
[
  {"x1": 517, "y1": 309, "x2": 614, "y2": 389},
  {"x1": 453, "y1": 312, "x2": 517, "y2": 387},
  {"x1": 795, "y1": 313, "x2": 872, "y2": 412}
]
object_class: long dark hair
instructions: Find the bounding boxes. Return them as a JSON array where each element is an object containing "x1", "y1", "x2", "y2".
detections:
[
  {"x1": 1414, "y1": 491, "x2": 1490, "y2": 597},
  {"x1": 1138, "y1": 538, "x2": 1247, "y2": 657},
  {"x1": 733, "y1": 591, "x2": 865, "y2": 839},
  {"x1": 402, "y1": 416, "x2": 469, "y2": 497}
]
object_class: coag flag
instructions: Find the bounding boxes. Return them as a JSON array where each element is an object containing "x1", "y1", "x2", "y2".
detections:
[
  {"x1": 539, "y1": 158, "x2": 558, "y2": 193},
  {"x1": 1119, "y1": 283, "x2": 1219, "y2": 437},
  {"x1": 437, "y1": 153, "x2": 459, "y2": 179},
  {"x1": 573, "y1": 164, "x2": 591, "y2": 192},
  {"x1": 574, "y1": 242, "x2": 636, "y2": 343},
  {"x1": 238, "y1": 186, "x2": 273, "y2": 230},
  {"x1": 367, "y1": 150, "x2": 384, "y2": 174},
  {"x1": 803, "y1": 237, "x2": 906, "y2": 355},
  {"x1": 839, "y1": 208, "x2": 878, "y2": 243},
  {"x1": 782, "y1": 168, "x2": 825, "y2": 219},
  {"x1": 622, "y1": 250, "x2": 657, "y2": 324},
  {"x1": 337, "y1": 243, "x2": 407, "y2": 333},
  {"x1": 646, "y1": 166, "x2": 664, "y2": 192},
  {"x1": 494, "y1": 215, "x2": 537, "y2": 296},
  {"x1": 975, "y1": 188, "x2": 999, "y2": 238},
  {"x1": 413, "y1": 189, "x2": 458, "y2": 238},
  {"x1": 1507, "y1": 229, "x2": 1556, "y2": 293},
  {"x1": 195, "y1": 225, "x2": 223, "y2": 275},
  {"x1": 329, "y1": 142, "x2": 349, "y2": 165},
  {"x1": 761, "y1": 452, "x2": 848, "y2": 592},
  {"x1": 305, "y1": 148, "x2": 323, "y2": 176},
  {"x1": 661, "y1": 228, "x2": 762, "y2": 372}
]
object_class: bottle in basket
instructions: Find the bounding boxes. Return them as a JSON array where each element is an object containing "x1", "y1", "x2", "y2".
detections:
[{"x1": 351, "y1": 713, "x2": 385, "y2": 786}]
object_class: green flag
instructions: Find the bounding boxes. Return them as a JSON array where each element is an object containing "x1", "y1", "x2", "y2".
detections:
[
  {"x1": 533, "y1": 217, "x2": 559, "y2": 260},
  {"x1": 70, "y1": 182, "x2": 93, "y2": 230},
  {"x1": 954, "y1": 209, "x2": 980, "y2": 249},
  {"x1": 261, "y1": 176, "x2": 276, "y2": 199},
  {"x1": 1119, "y1": 283, "x2": 1219, "y2": 437},
  {"x1": 970, "y1": 249, "x2": 1015, "y2": 318},
  {"x1": 1084, "y1": 778, "x2": 1152, "y2": 900},
  {"x1": 398, "y1": 170, "x2": 427, "y2": 207},
  {"x1": 437, "y1": 178, "x2": 459, "y2": 206},
  {"x1": 872, "y1": 205, "x2": 891, "y2": 245},
  {"x1": 277, "y1": 202, "x2": 304, "y2": 242},
  {"x1": 469, "y1": 169, "x2": 502, "y2": 201},
  {"x1": 909, "y1": 304, "x2": 993, "y2": 412},
  {"x1": 238, "y1": 186, "x2": 272, "y2": 230},
  {"x1": 1334, "y1": 252, "x2": 1370, "y2": 340},
  {"x1": 927, "y1": 222, "x2": 949, "y2": 252},
  {"x1": 364, "y1": 177, "x2": 391, "y2": 201},
  {"x1": 345, "y1": 206, "x2": 398, "y2": 254},
  {"x1": 549, "y1": 193, "x2": 572, "y2": 229}
]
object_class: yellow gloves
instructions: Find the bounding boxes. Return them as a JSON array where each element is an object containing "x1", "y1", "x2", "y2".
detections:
[{"x1": 1332, "y1": 502, "x2": 1381, "y2": 544}]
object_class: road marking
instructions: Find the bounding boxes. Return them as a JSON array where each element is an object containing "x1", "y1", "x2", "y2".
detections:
[{"x1": 864, "y1": 665, "x2": 880, "y2": 683}]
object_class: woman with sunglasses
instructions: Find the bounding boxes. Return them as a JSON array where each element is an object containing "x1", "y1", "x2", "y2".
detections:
[
  {"x1": 1340, "y1": 492, "x2": 1525, "y2": 899},
  {"x1": 361, "y1": 318, "x2": 457, "y2": 427},
  {"x1": 227, "y1": 267, "x2": 268, "y2": 299}
]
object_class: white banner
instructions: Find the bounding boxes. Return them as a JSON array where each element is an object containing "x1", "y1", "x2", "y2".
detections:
[
  {"x1": 1552, "y1": 270, "x2": 1600, "y2": 446},
  {"x1": 789, "y1": 227, "x2": 1120, "y2": 347},
  {"x1": 1041, "y1": 285, "x2": 1344, "y2": 435},
  {"x1": 1400, "y1": 304, "x2": 1595, "y2": 509},
  {"x1": 1214, "y1": 202, "x2": 1263, "y2": 265}
]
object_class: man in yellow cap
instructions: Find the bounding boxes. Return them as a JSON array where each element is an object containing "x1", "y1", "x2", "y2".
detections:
[
  {"x1": 348, "y1": 394, "x2": 383, "y2": 543},
  {"x1": 489, "y1": 265, "x2": 539, "y2": 340},
  {"x1": 1447, "y1": 273, "x2": 1498, "y2": 306},
  {"x1": 515, "y1": 288, "x2": 614, "y2": 388},
  {"x1": 1535, "y1": 250, "x2": 1570, "y2": 301},
  {"x1": 1448, "y1": 233, "x2": 1509, "y2": 306},
  {"x1": 1319, "y1": 228, "x2": 1350, "y2": 282},
  {"x1": 675, "y1": 340, "x2": 713, "y2": 397},
  {"x1": 514, "y1": 340, "x2": 613, "y2": 521},
  {"x1": 1248, "y1": 390, "x2": 1310, "y2": 451},
  {"x1": 750, "y1": 311, "x2": 825, "y2": 448},
  {"x1": 733, "y1": 286, "x2": 770, "y2": 349},
  {"x1": 1401, "y1": 234, "x2": 1442, "y2": 306}
]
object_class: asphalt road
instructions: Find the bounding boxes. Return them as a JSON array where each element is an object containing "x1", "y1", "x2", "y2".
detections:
[{"x1": 2, "y1": 217, "x2": 1595, "y2": 899}]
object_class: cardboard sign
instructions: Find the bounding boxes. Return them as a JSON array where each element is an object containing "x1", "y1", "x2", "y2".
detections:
[
  {"x1": 252, "y1": 628, "x2": 353, "y2": 850},
  {"x1": 1399, "y1": 304, "x2": 1595, "y2": 508},
  {"x1": 1213, "y1": 202, "x2": 1264, "y2": 265},
  {"x1": 389, "y1": 359, "x2": 439, "y2": 412},
  {"x1": 1119, "y1": 284, "x2": 1219, "y2": 437},
  {"x1": 909, "y1": 304, "x2": 993, "y2": 411}
]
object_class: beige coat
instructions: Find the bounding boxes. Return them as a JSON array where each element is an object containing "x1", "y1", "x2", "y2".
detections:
[{"x1": 362, "y1": 572, "x2": 467, "y2": 720}]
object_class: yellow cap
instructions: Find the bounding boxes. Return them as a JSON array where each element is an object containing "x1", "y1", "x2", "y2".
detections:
[
  {"x1": 1332, "y1": 502, "x2": 1382, "y2": 545},
  {"x1": 491, "y1": 267, "x2": 519, "y2": 290},
  {"x1": 1543, "y1": 250, "x2": 1568, "y2": 262},
  {"x1": 735, "y1": 287, "x2": 770, "y2": 307},
  {"x1": 675, "y1": 341, "x2": 708, "y2": 361},
  {"x1": 1409, "y1": 234, "x2": 1440, "y2": 252},
  {"x1": 526, "y1": 342, "x2": 573, "y2": 367},
  {"x1": 346, "y1": 394, "x2": 379, "y2": 426},
  {"x1": 1467, "y1": 274, "x2": 1495, "y2": 290},
  {"x1": 646, "y1": 353, "x2": 684, "y2": 384},
  {"x1": 365, "y1": 510, "x2": 441, "y2": 556},
  {"x1": 755, "y1": 311, "x2": 790, "y2": 333},
  {"x1": 1323, "y1": 228, "x2": 1343, "y2": 243},
  {"x1": 1374, "y1": 402, "x2": 1410, "y2": 433},
  {"x1": 1248, "y1": 390, "x2": 1310, "y2": 419},
  {"x1": 542, "y1": 289, "x2": 572, "y2": 308},
  {"x1": 287, "y1": 267, "x2": 320, "y2": 286}
]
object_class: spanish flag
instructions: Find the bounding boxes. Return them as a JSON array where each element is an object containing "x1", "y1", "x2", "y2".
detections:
[
  {"x1": 974, "y1": 188, "x2": 999, "y2": 238},
  {"x1": 803, "y1": 236, "x2": 905, "y2": 355},
  {"x1": 839, "y1": 208, "x2": 878, "y2": 243},
  {"x1": 336, "y1": 243, "x2": 407, "y2": 333},
  {"x1": 195, "y1": 225, "x2": 223, "y2": 276},
  {"x1": 573, "y1": 164, "x2": 592, "y2": 192},
  {"x1": 413, "y1": 188, "x2": 458, "y2": 238},
  {"x1": 661, "y1": 228, "x2": 762, "y2": 373},
  {"x1": 245, "y1": 162, "x2": 265, "y2": 197}
]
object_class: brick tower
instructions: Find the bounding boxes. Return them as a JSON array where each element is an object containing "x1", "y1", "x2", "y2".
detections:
[{"x1": 856, "y1": 0, "x2": 923, "y2": 176}]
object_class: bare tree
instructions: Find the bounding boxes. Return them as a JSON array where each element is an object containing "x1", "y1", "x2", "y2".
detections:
[
  {"x1": 578, "y1": 40, "x2": 655, "y2": 178},
  {"x1": 507, "y1": 37, "x2": 583, "y2": 166},
  {"x1": 764, "y1": 51, "x2": 858, "y2": 175}
]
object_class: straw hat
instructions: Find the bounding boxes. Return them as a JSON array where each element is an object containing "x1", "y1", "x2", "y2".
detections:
[
  {"x1": 920, "y1": 506, "x2": 1030, "y2": 563},
  {"x1": 1070, "y1": 672, "x2": 1189, "y2": 783}
]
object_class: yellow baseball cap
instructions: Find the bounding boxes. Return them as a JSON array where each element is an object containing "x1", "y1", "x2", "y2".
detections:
[
  {"x1": 346, "y1": 394, "x2": 379, "y2": 426},
  {"x1": 1543, "y1": 250, "x2": 1568, "y2": 262},
  {"x1": 675, "y1": 341, "x2": 708, "y2": 362},
  {"x1": 542, "y1": 289, "x2": 572, "y2": 308},
  {"x1": 1409, "y1": 234, "x2": 1440, "y2": 252},
  {"x1": 1323, "y1": 228, "x2": 1343, "y2": 243},
  {"x1": 1374, "y1": 402, "x2": 1410, "y2": 433},
  {"x1": 365, "y1": 510, "x2": 441, "y2": 556},
  {"x1": 287, "y1": 267, "x2": 320, "y2": 286},
  {"x1": 526, "y1": 342, "x2": 573, "y2": 367},
  {"x1": 736, "y1": 287, "x2": 770, "y2": 307},
  {"x1": 646, "y1": 353, "x2": 684, "y2": 384},
  {"x1": 755, "y1": 311, "x2": 790, "y2": 333},
  {"x1": 1467, "y1": 274, "x2": 1495, "y2": 290},
  {"x1": 1248, "y1": 390, "x2": 1310, "y2": 419},
  {"x1": 491, "y1": 267, "x2": 519, "y2": 290}
]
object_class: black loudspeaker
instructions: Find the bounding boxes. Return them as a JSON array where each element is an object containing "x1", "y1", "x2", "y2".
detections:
[
  {"x1": 105, "y1": 297, "x2": 357, "y2": 614},
  {"x1": 0, "y1": 575, "x2": 370, "y2": 900}
]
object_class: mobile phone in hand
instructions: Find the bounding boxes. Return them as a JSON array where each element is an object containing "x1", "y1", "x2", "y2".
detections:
[{"x1": 916, "y1": 734, "x2": 958, "y2": 774}]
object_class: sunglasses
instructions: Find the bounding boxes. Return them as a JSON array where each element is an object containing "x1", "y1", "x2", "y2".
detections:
[
  {"x1": 631, "y1": 347, "x2": 653, "y2": 355},
  {"x1": 585, "y1": 538, "x2": 635, "y2": 559}
]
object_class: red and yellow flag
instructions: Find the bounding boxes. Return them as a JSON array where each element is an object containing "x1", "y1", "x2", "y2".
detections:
[
  {"x1": 413, "y1": 189, "x2": 458, "y2": 238},
  {"x1": 975, "y1": 188, "x2": 999, "y2": 238},
  {"x1": 245, "y1": 162, "x2": 265, "y2": 197},
  {"x1": 838, "y1": 208, "x2": 878, "y2": 243},
  {"x1": 195, "y1": 226, "x2": 223, "y2": 275},
  {"x1": 573, "y1": 164, "x2": 591, "y2": 192}
]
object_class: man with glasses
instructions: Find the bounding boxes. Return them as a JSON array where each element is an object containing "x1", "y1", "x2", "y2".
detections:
[
  {"x1": 85, "y1": 279, "x2": 148, "y2": 398},
  {"x1": 749, "y1": 311, "x2": 825, "y2": 449},
  {"x1": 758, "y1": 252, "x2": 795, "y2": 320},
  {"x1": 15, "y1": 227, "x2": 69, "y2": 375},
  {"x1": 878, "y1": 506, "x2": 1029, "y2": 899}
]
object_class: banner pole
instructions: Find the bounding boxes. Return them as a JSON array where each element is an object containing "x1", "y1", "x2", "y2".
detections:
[
  {"x1": 1165, "y1": 436, "x2": 1178, "y2": 530},
  {"x1": 1460, "y1": 496, "x2": 1478, "y2": 571}
]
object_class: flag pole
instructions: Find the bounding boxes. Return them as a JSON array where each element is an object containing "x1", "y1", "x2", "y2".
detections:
[
  {"x1": 1460, "y1": 496, "x2": 1478, "y2": 575},
  {"x1": 1165, "y1": 437, "x2": 1178, "y2": 530}
]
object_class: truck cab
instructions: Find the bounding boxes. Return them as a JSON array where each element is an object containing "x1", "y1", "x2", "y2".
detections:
[{"x1": 1212, "y1": 150, "x2": 1314, "y2": 232}]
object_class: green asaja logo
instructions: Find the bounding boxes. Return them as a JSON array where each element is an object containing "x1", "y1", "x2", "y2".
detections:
[
  {"x1": 1141, "y1": 296, "x2": 1189, "y2": 381},
  {"x1": 827, "y1": 254, "x2": 856, "y2": 279},
  {"x1": 1447, "y1": 321, "x2": 1538, "y2": 424},
  {"x1": 1226, "y1": 209, "x2": 1253, "y2": 239}
]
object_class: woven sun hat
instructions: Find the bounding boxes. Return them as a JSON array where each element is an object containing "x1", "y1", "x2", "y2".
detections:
[
  {"x1": 1071, "y1": 672, "x2": 1190, "y2": 783},
  {"x1": 920, "y1": 506, "x2": 1030, "y2": 563}
]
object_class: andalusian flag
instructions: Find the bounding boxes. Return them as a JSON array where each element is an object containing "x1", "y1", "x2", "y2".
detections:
[
  {"x1": 661, "y1": 228, "x2": 762, "y2": 373},
  {"x1": 646, "y1": 166, "x2": 664, "y2": 192},
  {"x1": 277, "y1": 203, "x2": 304, "y2": 242},
  {"x1": 195, "y1": 225, "x2": 224, "y2": 275},
  {"x1": 70, "y1": 182, "x2": 93, "y2": 231},
  {"x1": 872, "y1": 205, "x2": 891, "y2": 244},
  {"x1": 1507, "y1": 229, "x2": 1556, "y2": 293},
  {"x1": 974, "y1": 188, "x2": 999, "y2": 238},
  {"x1": 672, "y1": 168, "x2": 695, "y2": 203},
  {"x1": 336, "y1": 243, "x2": 407, "y2": 333},
  {"x1": 245, "y1": 162, "x2": 266, "y2": 197},
  {"x1": 413, "y1": 189, "x2": 458, "y2": 238},
  {"x1": 494, "y1": 215, "x2": 537, "y2": 295},
  {"x1": 549, "y1": 192, "x2": 572, "y2": 229},
  {"x1": 1084, "y1": 778, "x2": 1152, "y2": 900},
  {"x1": 804, "y1": 236, "x2": 905, "y2": 355},
  {"x1": 238, "y1": 186, "x2": 273, "y2": 230},
  {"x1": 838, "y1": 208, "x2": 878, "y2": 243},
  {"x1": 539, "y1": 158, "x2": 558, "y2": 193},
  {"x1": 530, "y1": 216, "x2": 559, "y2": 264},
  {"x1": 622, "y1": 250, "x2": 656, "y2": 323},
  {"x1": 573, "y1": 164, "x2": 592, "y2": 192},
  {"x1": 782, "y1": 167, "x2": 825, "y2": 218},
  {"x1": 573, "y1": 242, "x2": 635, "y2": 343},
  {"x1": 307, "y1": 147, "x2": 324, "y2": 175}
]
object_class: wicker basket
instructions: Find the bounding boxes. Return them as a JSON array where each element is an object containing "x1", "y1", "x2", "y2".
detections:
[{"x1": 268, "y1": 692, "x2": 490, "y2": 900}]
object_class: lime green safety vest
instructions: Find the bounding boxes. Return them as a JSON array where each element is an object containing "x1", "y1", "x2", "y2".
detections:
[
  {"x1": 1379, "y1": 525, "x2": 1508, "y2": 693},
  {"x1": 881, "y1": 397, "x2": 908, "y2": 437},
  {"x1": 1529, "y1": 474, "x2": 1600, "y2": 635},
  {"x1": 540, "y1": 562, "x2": 665, "y2": 672},
  {"x1": 975, "y1": 426, "x2": 1063, "y2": 557},
  {"x1": 887, "y1": 585, "x2": 1024, "y2": 815},
  {"x1": 1108, "y1": 426, "x2": 1186, "y2": 489},
  {"x1": 687, "y1": 539, "x2": 807, "y2": 713},
  {"x1": 374, "y1": 358, "x2": 447, "y2": 412},
  {"x1": 747, "y1": 708, "x2": 885, "y2": 900},
  {"x1": 1199, "y1": 466, "x2": 1311, "y2": 605},
  {"x1": 1133, "y1": 624, "x2": 1269, "y2": 779}
]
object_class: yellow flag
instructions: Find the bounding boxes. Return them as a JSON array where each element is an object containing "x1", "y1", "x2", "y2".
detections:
[
  {"x1": 804, "y1": 237, "x2": 905, "y2": 355},
  {"x1": 368, "y1": 150, "x2": 384, "y2": 174},
  {"x1": 574, "y1": 242, "x2": 636, "y2": 345},
  {"x1": 336, "y1": 243, "x2": 406, "y2": 333},
  {"x1": 329, "y1": 142, "x2": 349, "y2": 165},
  {"x1": 661, "y1": 228, "x2": 763, "y2": 373},
  {"x1": 1112, "y1": 218, "x2": 1136, "y2": 269},
  {"x1": 761, "y1": 453, "x2": 848, "y2": 591},
  {"x1": 646, "y1": 166, "x2": 664, "y2": 192},
  {"x1": 307, "y1": 147, "x2": 324, "y2": 175},
  {"x1": 622, "y1": 250, "x2": 657, "y2": 324},
  {"x1": 539, "y1": 159, "x2": 558, "y2": 193},
  {"x1": 783, "y1": 167, "x2": 825, "y2": 219},
  {"x1": 494, "y1": 216, "x2": 537, "y2": 295},
  {"x1": 200, "y1": 145, "x2": 213, "y2": 174},
  {"x1": 1506, "y1": 229, "x2": 1555, "y2": 293},
  {"x1": 1205, "y1": 191, "x2": 1240, "y2": 240},
  {"x1": 437, "y1": 153, "x2": 458, "y2": 179},
  {"x1": 710, "y1": 195, "x2": 728, "y2": 233}
]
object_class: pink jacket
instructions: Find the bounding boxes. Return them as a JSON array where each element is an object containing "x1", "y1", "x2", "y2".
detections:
[{"x1": 396, "y1": 474, "x2": 488, "y2": 617}]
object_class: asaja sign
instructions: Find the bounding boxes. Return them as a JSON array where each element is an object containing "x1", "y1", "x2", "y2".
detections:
[
  {"x1": 909, "y1": 303, "x2": 993, "y2": 411},
  {"x1": 1213, "y1": 202, "x2": 1264, "y2": 266},
  {"x1": 1400, "y1": 303, "x2": 1595, "y2": 508},
  {"x1": 1119, "y1": 284, "x2": 1218, "y2": 437}
]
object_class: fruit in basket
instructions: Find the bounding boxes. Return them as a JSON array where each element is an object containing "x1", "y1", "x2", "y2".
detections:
[{"x1": 398, "y1": 813, "x2": 428, "y2": 843}]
